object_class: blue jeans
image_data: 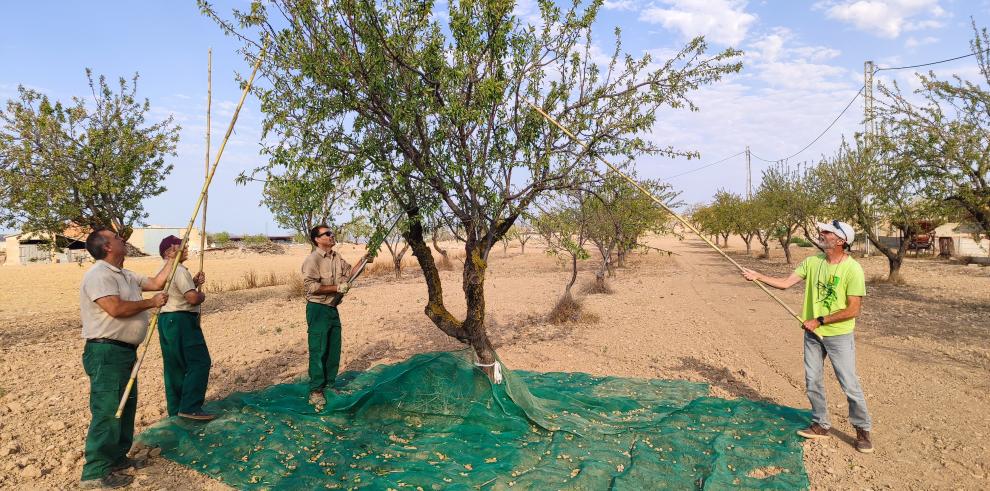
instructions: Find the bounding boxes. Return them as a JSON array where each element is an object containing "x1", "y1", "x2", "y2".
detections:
[{"x1": 803, "y1": 331, "x2": 872, "y2": 431}]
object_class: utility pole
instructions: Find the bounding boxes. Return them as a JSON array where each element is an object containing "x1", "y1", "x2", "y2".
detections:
[
  {"x1": 746, "y1": 146, "x2": 753, "y2": 200},
  {"x1": 863, "y1": 60, "x2": 875, "y2": 256}
]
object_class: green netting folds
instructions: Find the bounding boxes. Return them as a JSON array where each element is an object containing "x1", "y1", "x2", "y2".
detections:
[{"x1": 138, "y1": 351, "x2": 810, "y2": 489}]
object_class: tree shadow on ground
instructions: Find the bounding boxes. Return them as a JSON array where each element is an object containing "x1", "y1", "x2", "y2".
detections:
[{"x1": 671, "y1": 356, "x2": 776, "y2": 404}]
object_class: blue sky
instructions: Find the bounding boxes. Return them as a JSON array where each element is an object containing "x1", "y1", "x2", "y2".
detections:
[{"x1": 2, "y1": 0, "x2": 989, "y2": 235}]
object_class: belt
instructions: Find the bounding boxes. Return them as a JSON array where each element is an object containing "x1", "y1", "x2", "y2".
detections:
[
  {"x1": 86, "y1": 338, "x2": 138, "y2": 350},
  {"x1": 163, "y1": 310, "x2": 200, "y2": 316}
]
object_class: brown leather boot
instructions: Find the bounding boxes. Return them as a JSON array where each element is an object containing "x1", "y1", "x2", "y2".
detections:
[
  {"x1": 796, "y1": 422, "x2": 830, "y2": 439},
  {"x1": 855, "y1": 427, "x2": 874, "y2": 453}
]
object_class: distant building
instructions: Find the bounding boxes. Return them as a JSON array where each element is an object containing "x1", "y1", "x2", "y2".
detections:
[
  {"x1": 227, "y1": 235, "x2": 294, "y2": 245},
  {"x1": 3, "y1": 224, "x2": 203, "y2": 266}
]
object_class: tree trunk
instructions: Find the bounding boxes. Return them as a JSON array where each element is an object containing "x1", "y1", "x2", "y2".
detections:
[
  {"x1": 721, "y1": 233, "x2": 730, "y2": 247},
  {"x1": 779, "y1": 235, "x2": 793, "y2": 264},
  {"x1": 404, "y1": 216, "x2": 497, "y2": 372},
  {"x1": 887, "y1": 255, "x2": 903, "y2": 282},
  {"x1": 385, "y1": 239, "x2": 409, "y2": 279},
  {"x1": 865, "y1": 222, "x2": 909, "y2": 283},
  {"x1": 742, "y1": 234, "x2": 753, "y2": 254},
  {"x1": 565, "y1": 252, "x2": 578, "y2": 294},
  {"x1": 519, "y1": 236, "x2": 529, "y2": 254}
]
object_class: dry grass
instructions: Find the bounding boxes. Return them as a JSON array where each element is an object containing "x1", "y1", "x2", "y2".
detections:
[
  {"x1": 286, "y1": 272, "x2": 306, "y2": 298},
  {"x1": 203, "y1": 269, "x2": 288, "y2": 293},
  {"x1": 548, "y1": 292, "x2": 583, "y2": 324},
  {"x1": 437, "y1": 254, "x2": 455, "y2": 271},
  {"x1": 361, "y1": 255, "x2": 423, "y2": 279},
  {"x1": 581, "y1": 275, "x2": 614, "y2": 295},
  {"x1": 869, "y1": 273, "x2": 906, "y2": 286},
  {"x1": 242, "y1": 270, "x2": 259, "y2": 289}
]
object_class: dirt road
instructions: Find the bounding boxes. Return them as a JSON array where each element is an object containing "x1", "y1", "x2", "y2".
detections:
[{"x1": 0, "y1": 237, "x2": 987, "y2": 489}]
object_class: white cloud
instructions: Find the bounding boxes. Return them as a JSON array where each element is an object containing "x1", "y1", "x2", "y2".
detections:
[
  {"x1": 604, "y1": 0, "x2": 638, "y2": 11},
  {"x1": 815, "y1": 0, "x2": 947, "y2": 39},
  {"x1": 633, "y1": 28, "x2": 863, "y2": 202},
  {"x1": 745, "y1": 28, "x2": 853, "y2": 91},
  {"x1": 640, "y1": 0, "x2": 757, "y2": 46},
  {"x1": 905, "y1": 35, "x2": 939, "y2": 48}
]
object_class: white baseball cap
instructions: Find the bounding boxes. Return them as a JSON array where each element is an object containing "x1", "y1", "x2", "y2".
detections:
[{"x1": 817, "y1": 220, "x2": 855, "y2": 245}]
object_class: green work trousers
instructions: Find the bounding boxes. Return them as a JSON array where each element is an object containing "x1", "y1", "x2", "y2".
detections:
[
  {"x1": 158, "y1": 312, "x2": 211, "y2": 416},
  {"x1": 306, "y1": 302, "x2": 342, "y2": 393},
  {"x1": 81, "y1": 342, "x2": 137, "y2": 481}
]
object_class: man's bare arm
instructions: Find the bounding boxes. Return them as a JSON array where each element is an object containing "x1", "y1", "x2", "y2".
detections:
[
  {"x1": 741, "y1": 268, "x2": 803, "y2": 290},
  {"x1": 95, "y1": 294, "x2": 168, "y2": 318}
]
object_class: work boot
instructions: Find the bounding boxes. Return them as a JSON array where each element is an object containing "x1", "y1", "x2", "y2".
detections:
[
  {"x1": 855, "y1": 427, "x2": 874, "y2": 453},
  {"x1": 110, "y1": 457, "x2": 151, "y2": 471},
  {"x1": 308, "y1": 391, "x2": 326, "y2": 410},
  {"x1": 796, "y1": 422, "x2": 830, "y2": 439},
  {"x1": 79, "y1": 473, "x2": 134, "y2": 489},
  {"x1": 178, "y1": 411, "x2": 217, "y2": 422}
]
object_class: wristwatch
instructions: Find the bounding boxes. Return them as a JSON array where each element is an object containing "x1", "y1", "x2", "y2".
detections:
[{"x1": 816, "y1": 316, "x2": 826, "y2": 326}]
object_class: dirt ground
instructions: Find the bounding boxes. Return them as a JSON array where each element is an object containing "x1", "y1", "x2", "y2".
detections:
[{"x1": 0, "y1": 236, "x2": 987, "y2": 489}]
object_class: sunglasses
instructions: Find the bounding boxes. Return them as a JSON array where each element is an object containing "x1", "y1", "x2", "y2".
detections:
[
  {"x1": 317, "y1": 231, "x2": 335, "y2": 239},
  {"x1": 831, "y1": 220, "x2": 847, "y2": 241}
]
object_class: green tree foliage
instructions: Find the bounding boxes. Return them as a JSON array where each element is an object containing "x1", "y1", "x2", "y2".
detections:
[
  {"x1": 242, "y1": 234, "x2": 271, "y2": 246},
  {"x1": 339, "y1": 215, "x2": 375, "y2": 244},
  {"x1": 815, "y1": 135, "x2": 944, "y2": 282},
  {"x1": 0, "y1": 70, "x2": 179, "y2": 240},
  {"x1": 238, "y1": 164, "x2": 355, "y2": 240},
  {"x1": 209, "y1": 231, "x2": 232, "y2": 247},
  {"x1": 754, "y1": 164, "x2": 820, "y2": 264},
  {"x1": 530, "y1": 194, "x2": 590, "y2": 296},
  {"x1": 202, "y1": 0, "x2": 741, "y2": 368},
  {"x1": 583, "y1": 172, "x2": 680, "y2": 276},
  {"x1": 878, "y1": 22, "x2": 990, "y2": 240}
]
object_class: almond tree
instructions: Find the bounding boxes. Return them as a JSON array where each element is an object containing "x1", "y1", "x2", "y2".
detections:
[
  {"x1": 202, "y1": 0, "x2": 741, "y2": 374},
  {"x1": 0, "y1": 71, "x2": 178, "y2": 240}
]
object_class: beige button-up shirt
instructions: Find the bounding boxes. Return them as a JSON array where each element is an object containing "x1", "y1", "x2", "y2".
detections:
[
  {"x1": 79, "y1": 260, "x2": 149, "y2": 346},
  {"x1": 160, "y1": 262, "x2": 200, "y2": 313},
  {"x1": 301, "y1": 247, "x2": 351, "y2": 306}
]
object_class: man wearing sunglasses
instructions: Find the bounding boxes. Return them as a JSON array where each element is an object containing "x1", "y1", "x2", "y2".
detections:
[
  {"x1": 740, "y1": 220, "x2": 873, "y2": 454},
  {"x1": 301, "y1": 224, "x2": 370, "y2": 410}
]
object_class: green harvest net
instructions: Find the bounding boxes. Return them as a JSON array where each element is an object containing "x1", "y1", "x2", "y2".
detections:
[{"x1": 138, "y1": 351, "x2": 810, "y2": 489}]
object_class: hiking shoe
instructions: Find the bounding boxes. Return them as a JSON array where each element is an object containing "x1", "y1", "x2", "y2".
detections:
[
  {"x1": 110, "y1": 457, "x2": 151, "y2": 471},
  {"x1": 79, "y1": 473, "x2": 134, "y2": 489},
  {"x1": 308, "y1": 391, "x2": 326, "y2": 409},
  {"x1": 855, "y1": 427, "x2": 874, "y2": 453},
  {"x1": 797, "y1": 423, "x2": 831, "y2": 439},
  {"x1": 178, "y1": 411, "x2": 217, "y2": 422}
]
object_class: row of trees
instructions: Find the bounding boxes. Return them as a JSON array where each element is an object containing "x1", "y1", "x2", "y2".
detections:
[
  {"x1": 531, "y1": 170, "x2": 678, "y2": 300},
  {"x1": 693, "y1": 24, "x2": 990, "y2": 283}
]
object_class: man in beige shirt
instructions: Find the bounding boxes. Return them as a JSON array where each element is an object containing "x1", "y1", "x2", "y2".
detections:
[
  {"x1": 301, "y1": 224, "x2": 369, "y2": 409},
  {"x1": 155, "y1": 235, "x2": 213, "y2": 422},
  {"x1": 79, "y1": 228, "x2": 171, "y2": 489}
]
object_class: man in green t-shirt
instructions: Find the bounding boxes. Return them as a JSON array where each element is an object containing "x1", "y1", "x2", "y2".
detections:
[{"x1": 741, "y1": 220, "x2": 874, "y2": 454}]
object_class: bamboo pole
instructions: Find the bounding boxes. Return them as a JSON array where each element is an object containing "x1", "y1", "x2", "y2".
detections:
[
  {"x1": 199, "y1": 49, "x2": 212, "y2": 278},
  {"x1": 527, "y1": 102, "x2": 819, "y2": 339},
  {"x1": 116, "y1": 46, "x2": 266, "y2": 418}
]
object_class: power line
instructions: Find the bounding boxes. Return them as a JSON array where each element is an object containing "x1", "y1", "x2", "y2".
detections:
[
  {"x1": 744, "y1": 49, "x2": 986, "y2": 165},
  {"x1": 778, "y1": 85, "x2": 865, "y2": 162},
  {"x1": 874, "y1": 47, "x2": 990, "y2": 72},
  {"x1": 661, "y1": 151, "x2": 746, "y2": 180}
]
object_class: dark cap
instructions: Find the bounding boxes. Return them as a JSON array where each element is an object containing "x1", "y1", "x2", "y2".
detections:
[{"x1": 159, "y1": 235, "x2": 183, "y2": 257}]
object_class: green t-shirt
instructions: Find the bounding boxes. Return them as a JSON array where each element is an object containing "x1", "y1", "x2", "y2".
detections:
[{"x1": 793, "y1": 254, "x2": 866, "y2": 337}]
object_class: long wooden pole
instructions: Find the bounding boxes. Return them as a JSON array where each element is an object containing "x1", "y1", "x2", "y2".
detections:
[
  {"x1": 527, "y1": 102, "x2": 818, "y2": 338},
  {"x1": 199, "y1": 49, "x2": 212, "y2": 278},
  {"x1": 116, "y1": 47, "x2": 266, "y2": 418}
]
